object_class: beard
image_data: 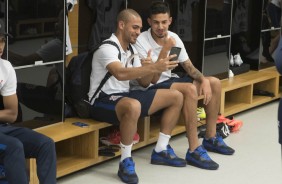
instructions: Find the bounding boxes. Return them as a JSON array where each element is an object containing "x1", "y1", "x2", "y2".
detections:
[{"x1": 152, "y1": 30, "x2": 166, "y2": 39}]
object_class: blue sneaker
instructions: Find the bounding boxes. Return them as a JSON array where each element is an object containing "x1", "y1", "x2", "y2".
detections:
[
  {"x1": 118, "y1": 157, "x2": 139, "y2": 184},
  {"x1": 203, "y1": 133, "x2": 235, "y2": 155},
  {"x1": 151, "y1": 145, "x2": 186, "y2": 167},
  {"x1": 186, "y1": 145, "x2": 219, "y2": 170}
]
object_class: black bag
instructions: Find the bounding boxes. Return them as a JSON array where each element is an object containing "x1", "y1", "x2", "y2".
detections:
[{"x1": 65, "y1": 40, "x2": 121, "y2": 118}]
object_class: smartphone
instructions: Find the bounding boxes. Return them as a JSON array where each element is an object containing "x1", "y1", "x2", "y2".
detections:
[
  {"x1": 72, "y1": 122, "x2": 89, "y2": 128},
  {"x1": 169, "y1": 47, "x2": 181, "y2": 61}
]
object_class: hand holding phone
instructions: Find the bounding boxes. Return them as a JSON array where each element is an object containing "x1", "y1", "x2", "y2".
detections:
[{"x1": 169, "y1": 47, "x2": 181, "y2": 61}]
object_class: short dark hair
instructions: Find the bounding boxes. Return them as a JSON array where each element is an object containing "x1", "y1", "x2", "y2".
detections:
[
  {"x1": 117, "y1": 8, "x2": 141, "y2": 23},
  {"x1": 149, "y1": 1, "x2": 170, "y2": 17}
]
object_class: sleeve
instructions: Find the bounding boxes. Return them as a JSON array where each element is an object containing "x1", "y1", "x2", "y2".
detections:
[
  {"x1": 134, "y1": 37, "x2": 149, "y2": 61},
  {"x1": 96, "y1": 44, "x2": 121, "y2": 69},
  {"x1": 1, "y1": 66, "x2": 17, "y2": 96}
]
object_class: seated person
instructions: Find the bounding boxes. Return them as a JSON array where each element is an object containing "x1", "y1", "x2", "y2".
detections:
[
  {"x1": 133, "y1": 1, "x2": 235, "y2": 170},
  {"x1": 0, "y1": 21, "x2": 56, "y2": 184},
  {"x1": 89, "y1": 9, "x2": 185, "y2": 184}
]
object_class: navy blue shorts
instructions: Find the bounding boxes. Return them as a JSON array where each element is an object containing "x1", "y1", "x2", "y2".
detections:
[
  {"x1": 149, "y1": 75, "x2": 193, "y2": 89},
  {"x1": 90, "y1": 90, "x2": 157, "y2": 125}
]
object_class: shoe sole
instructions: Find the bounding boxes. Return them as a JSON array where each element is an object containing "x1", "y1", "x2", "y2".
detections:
[
  {"x1": 118, "y1": 171, "x2": 139, "y2": 184},
  {"x1": 204, "y1": 147, "x2": 235, "y2": 155},
  {"x1": 186, "y1": 160, "x2": 219, "y2": 170},
  {"x1": 151, "y1": 160, "x2": 186, "y2": 167}
]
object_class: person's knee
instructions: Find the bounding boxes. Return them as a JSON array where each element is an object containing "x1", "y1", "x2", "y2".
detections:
[
  {"x1": 42, "y1": 136, "x2": 55, "y2": 147},
  {"x1": 36, "y1": 134, "x2": 55, "y2": 152},
  {"x1": 116, "y1": 99, "x2": 141, "y2": 120},
  {"x1": 6, "y1": 138, "x2": 24, "y2": 155},
  {"x1": 170, "y1": 90, "x2": 184, "y2": 107},
  {"x1": 182, "y1": 83, "x2": 198, "y2": 101},
  {"x1": 208, "y1": 77, "x2": 221, "y2": 91}
]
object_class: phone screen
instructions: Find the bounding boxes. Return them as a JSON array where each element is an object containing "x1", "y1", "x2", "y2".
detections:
[{"x1": 169, "y1": 47, "x2": 181, "y2": 61}]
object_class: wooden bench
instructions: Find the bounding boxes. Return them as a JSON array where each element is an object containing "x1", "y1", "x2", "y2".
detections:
[
  {"x1": 27, "y1": 67, "x2": 281, "y2": 184},
  {"x1": 28, "y1": 115, "x2": 190, "y2": 184},
  {"x1": 29, "y1": 118, "x2": 112, "y2": 184}
]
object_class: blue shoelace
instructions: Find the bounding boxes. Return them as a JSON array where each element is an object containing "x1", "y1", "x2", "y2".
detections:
[
  {"x1": 167, "y1": 145, "x2": 177, "y2": 158},
  {"x1": 197, "y1": 148, "x2": 211, "y2": 160},
  {"x1": 215, "y1": 133, "x2": 227, "y2": 146},
  {"x1": 124, "y1": 160, "x2": 135, "y2": 174}
]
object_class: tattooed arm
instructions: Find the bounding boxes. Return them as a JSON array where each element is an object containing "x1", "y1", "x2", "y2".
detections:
[
  {"x1": 181, "y1": 59, "x2": 212, "y2": 105},
  {"x1": 181, "y1": 59, "x2": 205, "y2": 82}
]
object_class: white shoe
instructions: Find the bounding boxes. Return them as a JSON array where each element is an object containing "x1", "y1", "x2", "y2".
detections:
[
  {"x1": 230, "y1": 55, "x2": 234, "y2": 66},
  {"x1": 229, "y1": 69, "x2": 234, "y2": 78},
  {"x1": 234, "y1": 53, "x2": 243, "y2": 66}
]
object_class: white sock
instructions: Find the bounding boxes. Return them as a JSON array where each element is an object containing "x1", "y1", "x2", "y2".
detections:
[
  {"x1": 154, "y1": 132, "x2": 171, "y2": 153},
  {"x1": 120, "y1": 142, "x2": 133, "y2": 162}
]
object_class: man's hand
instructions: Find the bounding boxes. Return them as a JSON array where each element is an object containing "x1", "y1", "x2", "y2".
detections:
[
  {"x1": 163, "y1": 35, "x2": 176, "y2": 50},
  {"x1": 141, "y1": 49, "x2": 153, "y2": 66},
  {"x1": 199, "y1": 78, "x2": 212, "y2": 105},
  {"x1": 154, "y1": 54, "x2": 179, "y2": 73}
]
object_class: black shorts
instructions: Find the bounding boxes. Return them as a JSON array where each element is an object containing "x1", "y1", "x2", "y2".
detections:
[
  {"x1": 149, "y1": 75, "x2": 193, "y2": 89},
  {"x1": 90, "y1": 90, "x2": 157, "y2": 125}
]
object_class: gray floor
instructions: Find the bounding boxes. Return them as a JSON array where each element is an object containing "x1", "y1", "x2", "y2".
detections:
[{"x1": 57, "y1": 100, "x2": 282, "y2": 184}]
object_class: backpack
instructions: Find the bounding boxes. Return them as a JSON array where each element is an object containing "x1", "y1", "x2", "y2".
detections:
[{"x1": 65, "y1": 40, "x2": 134, "y2": 118}]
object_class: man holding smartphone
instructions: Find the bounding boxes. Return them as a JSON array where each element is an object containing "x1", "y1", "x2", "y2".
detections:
[
  {"x1": 88, "y1": 9, "x2": 187, "y2": 184},
  {"x1": 133, "y1": 1, "x2": 235, "y2": 170}
]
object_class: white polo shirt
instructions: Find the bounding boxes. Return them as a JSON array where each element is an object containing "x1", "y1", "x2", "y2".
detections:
[
  {"x1": 134, "y1": 28, "x2": 189, "y2": 83},
  {"x1": 88, "y1": 34, "x2": 141, "y2": 101},
  {"x1": 0, "y1": 58, "x2": 17, "y2": 96}
]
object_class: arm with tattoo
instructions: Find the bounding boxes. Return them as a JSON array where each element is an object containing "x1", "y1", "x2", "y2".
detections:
[{"x1": 181, "y1": 59, "x2": 205, "y2": 82}]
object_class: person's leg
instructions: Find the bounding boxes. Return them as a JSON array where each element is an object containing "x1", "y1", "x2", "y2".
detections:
[
  {"x1": 146, "y1": 89, "x2": 187, "y2": 167},
  {"x1": 149, "y1": 77, "x2": 199, "y2": 151},
  {"x1": 115, "y1": 98, "x2": 141, "y2": 184},
  {"x1": 200, "y1": 77, "x2": 221, "y2": 139},
  {"x1": 170, "y1": 83, "x2": 199, "y2": 151},
  {"x1": 91, "y1": 93, "x2": 141, "y2": 184},
  {"x1": 195, "y1": 77, "x2": 235, "y2": 155},
  {"x1": 169, "y1": 81, "x2": 219, "y2": 170},
  {"x1": 116, "y1": 98, "x2": 141, "y2": 146},
  {"x1": 0, "y1": 127, "x2": 28, "y2": 184},
  {"x1": 7, "y1": 126, "x2": 56, "y2": 184},
  {"x1": 147, "y1": 89, "x2": 183, "y2": 135}
]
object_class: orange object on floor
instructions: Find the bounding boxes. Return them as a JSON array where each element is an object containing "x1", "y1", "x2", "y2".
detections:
[{"x1": 217, "y1": 115, "x2": 243, "y2": 132}]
